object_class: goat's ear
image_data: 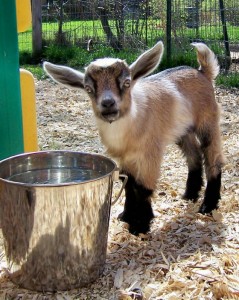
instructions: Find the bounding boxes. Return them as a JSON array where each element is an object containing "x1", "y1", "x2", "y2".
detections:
[
  {"x1": 43, "y1": 62, "x2": 85, "y2": 89},
  {"x1": 129, "y1": 41, "x2": 164, "y2": 81}
]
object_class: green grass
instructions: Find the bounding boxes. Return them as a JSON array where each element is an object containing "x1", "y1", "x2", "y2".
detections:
[
  {"x1": 22, "y1": 65, "x2": 46, "y2": 80},
  {"x1": 20, "y1": 44, "x2": 139, "y2": 79},
  {"x1": 216, "y1": 73, "x2": 239, "y2": 88},
  {"x1": 42, "y1": 44, "x2": 139, "y2": 68},
  {"x1": 18, "y1": 19, "x2": 239, "y2": 88},
  {"x1": 18, "y1": 19, "x2": 239, "y2": 53},
  {"x1": 23, "y1": 49, "x2": 239, "y2": 89}
]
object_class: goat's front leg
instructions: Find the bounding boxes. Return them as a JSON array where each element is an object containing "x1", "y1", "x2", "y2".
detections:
[{"x1": 118, "y1": 174, "x2": 154, "y2": 235}]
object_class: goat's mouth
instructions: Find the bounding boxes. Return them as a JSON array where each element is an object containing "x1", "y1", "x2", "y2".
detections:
[{"x1": 101, "y1": 110, "x2": 119, "y2": 123}]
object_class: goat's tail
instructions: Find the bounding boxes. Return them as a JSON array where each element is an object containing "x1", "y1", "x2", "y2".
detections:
[{"x1": 191, "y1": 43, "x2": 220, "y2": 81}]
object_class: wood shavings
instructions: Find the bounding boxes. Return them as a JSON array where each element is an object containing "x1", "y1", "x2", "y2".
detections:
[
  {"x1": 0, "y1": 82, "x2": 238, "y2": 299},
  {"x1": 212, "y1": 210, "x2": 224, "y2": 222},
  {"x1": 114, "y1": 269, "x2": 124, "y2": 289}
]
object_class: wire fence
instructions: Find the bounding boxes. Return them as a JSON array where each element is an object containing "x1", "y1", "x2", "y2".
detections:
[{"x1": 19, "y1": 0, "x2": 239, "y2": 72}]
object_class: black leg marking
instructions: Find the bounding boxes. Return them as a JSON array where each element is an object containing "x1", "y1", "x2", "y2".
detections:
[
  {"x1": 197, "y1": 126, "x2": 223, "y2": 214},
  {"x1": 199, "y1": 172, "x2": 221, "y2": 214},
  {"x1": 118, "y1": 174, "x2": 154, "y2": 235},
  {"x1": 183, "y1": 167, "x2": 203, "y2": 201},
  {"x1": 177, "y1": 133, "x2": 203, "y2": 202}
]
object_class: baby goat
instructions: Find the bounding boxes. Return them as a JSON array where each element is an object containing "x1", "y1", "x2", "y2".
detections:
[{"x1": 44, "y1": 42, "x2": 224, "y2": 235}]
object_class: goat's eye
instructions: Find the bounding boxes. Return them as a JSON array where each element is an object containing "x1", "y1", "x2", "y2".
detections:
[
  {"x1": 123, "y1": 79, "x2": 131, "y2": 88},
  {"x1": 85, "y1": 86, "x2": 93, "y2": 94}
]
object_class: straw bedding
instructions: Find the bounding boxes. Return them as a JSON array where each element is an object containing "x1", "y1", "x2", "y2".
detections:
[{"x1": 0, "y1": 79, "x2": 238, "y2": 299}]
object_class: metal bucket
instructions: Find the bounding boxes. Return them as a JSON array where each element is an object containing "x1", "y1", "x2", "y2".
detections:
[{"x1": 0, "y1": 151, "x2": 124, "y2": 291}]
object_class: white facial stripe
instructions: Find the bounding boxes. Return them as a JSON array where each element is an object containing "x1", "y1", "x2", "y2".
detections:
[{"x1": 92, "y1": 58, "x2": 122, "y2": 68}]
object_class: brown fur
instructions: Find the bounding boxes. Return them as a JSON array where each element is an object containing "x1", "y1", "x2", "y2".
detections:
[{"x1": 44, "y1": 41, "x2": 224, "y2": 215}]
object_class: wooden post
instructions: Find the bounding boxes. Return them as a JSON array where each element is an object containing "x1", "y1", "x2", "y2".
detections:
[
  {"x1": 219, "y1": 0, "x2": 231, "y2": 71},
  {"x1": 166, "y1": 0, "x2": 172, "y2": 63},
  {"x1": 32, "y1": 0, "x2": 42, "y2": 56},
  {"x1": 219, "y1": 0, "x2": 230, "y2": 56}
]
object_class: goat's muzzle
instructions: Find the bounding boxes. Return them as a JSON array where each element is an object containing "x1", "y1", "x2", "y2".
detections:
[
  {"x1": 101, "y1": 110, "x2": 119, "y2": 123},
  {"x1": 100, "y1": 98, "x2": 119, "y2": 123}
]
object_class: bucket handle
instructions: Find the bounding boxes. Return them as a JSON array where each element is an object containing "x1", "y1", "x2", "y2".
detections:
[{"x1": 111, "y1": 169, "x2": 128, "y2": 205}]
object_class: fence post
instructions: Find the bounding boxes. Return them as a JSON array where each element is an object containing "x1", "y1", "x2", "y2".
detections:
[
  {"x1": 166, "y1": 0, "x2": 172, "y2": 63},
  {"x1": 219, "y1": 0, "x2": 230, "y2": 57},
  {"x1": 145, "y1": 0, "x2": 149, "y2": 46},
  {"x1": 32, "y1": 0, "x2": 42, "y2": 56}
]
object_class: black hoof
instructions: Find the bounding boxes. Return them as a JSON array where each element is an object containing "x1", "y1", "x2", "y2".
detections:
[
  {"x1": 117, "y1": 211, "x2": 129, "y2": 222},
  {"x1": 199, "y1": 173, "x2": 221, "y2": 214},
  {"x1": 118, "y1": 211, "x2": 153, "y2": 236},
  {"x1": 182, "y1": 191, "x2": 199, "y2": 202},
  {"x1": 118, "y1": 172, "x2": 155, "y2": 235},
  {"x1": 183, "y1": 168, "x2": 203, "y2": 201},
  {"x1": 128, "y1": 221, "x2": 151, "y2": 236},
  {"x1": 199, "y1": 202, "x2": 218, "y2": 214}
]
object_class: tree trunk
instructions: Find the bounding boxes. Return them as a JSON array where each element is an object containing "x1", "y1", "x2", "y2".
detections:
[
  {"x1": 219, "y1": 0, "x2": 231, "y2": 71},
  {"x1": 115, "y1": 0, "x2": 124, "y2": 47},
  {"x1": 32, "y1": 0, "x2": 42, "y2": 56},
  {"x1": 98, "y1": 3, "x2": 122, "y2": 50},
  {"x1": 58, "y1": 0, "x2": 64, "y2": 36}
]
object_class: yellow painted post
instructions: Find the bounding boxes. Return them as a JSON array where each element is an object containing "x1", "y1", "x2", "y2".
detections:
[
  {"x1": 16, "y1": 0, "x2": 32, "y2": 33},
  {"x1": 20, "y1": 69, "x2": 38, "y2": 152},
  {"x1": 17, "y1": 0, "x2": 38, "y2": 152}
]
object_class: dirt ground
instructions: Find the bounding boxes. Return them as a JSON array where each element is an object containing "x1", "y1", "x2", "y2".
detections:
[{"x1": 0, "y1": 79, "x2": 238, "y2": 300}]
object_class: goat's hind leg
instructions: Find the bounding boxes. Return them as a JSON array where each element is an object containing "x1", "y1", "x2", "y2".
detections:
[
  {"x1": 198, "y1": 126, "x2": 224, "y2": 214},
  {"x1": 118, "y1": 174, "x2": 154, "y2": 235},
  {"x1": 177, "y1": 133, "x2": 203, "y2": 201}
]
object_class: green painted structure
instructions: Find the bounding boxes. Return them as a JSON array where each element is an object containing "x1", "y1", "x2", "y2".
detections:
[{"x1": 0, "y1": 0, "x2": 24, "y2": 159}]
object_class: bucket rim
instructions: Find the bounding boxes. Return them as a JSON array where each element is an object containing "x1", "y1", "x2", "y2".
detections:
[{"x1": 0, "y1": 150, "x2": 117, "y2": 187}]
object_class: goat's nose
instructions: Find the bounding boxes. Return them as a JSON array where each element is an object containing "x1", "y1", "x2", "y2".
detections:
[{"x1": 101, "y1": 98, "x2": 115, "y2": 108}]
